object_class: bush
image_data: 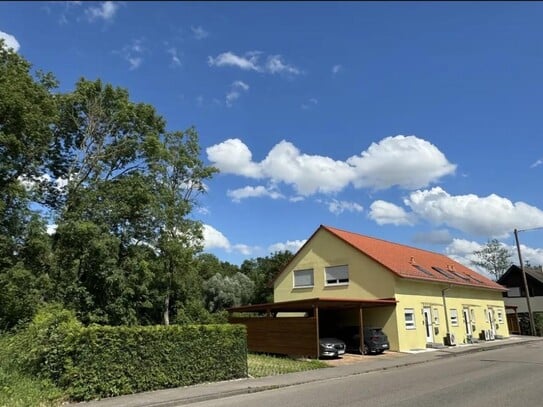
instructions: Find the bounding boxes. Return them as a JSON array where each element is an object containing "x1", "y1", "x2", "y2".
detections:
[{"x1": 63, "y1": 324, "x2": 247, "y2": 400}]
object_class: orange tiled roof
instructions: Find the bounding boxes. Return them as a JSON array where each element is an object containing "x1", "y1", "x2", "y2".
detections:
[{"x1": 322, "y1": 225, "x2": 506, "y2": 291}]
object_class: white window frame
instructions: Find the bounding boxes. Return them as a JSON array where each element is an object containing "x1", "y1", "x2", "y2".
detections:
[
  {"x1": 404, "y1": 308, "x2": 416, "y2": 330},
  {"x1": 470, "y1": 308, "x2": 476, "y2": 323},
  {"x1": 450, "y1": 309, "x2": 459, "y2": 326},
  {"x1": 324, "y1": 265, "x2": 349, "y2": 286},
  {"x1": 293, "y1": 269, "x2": 314, "y2": 288},
  {"x1": 433, "y1": 307, "x2": 440, "y2": 325},
  {"x1": 497, "y1": 309, "x2": 504, "y2": 324}
]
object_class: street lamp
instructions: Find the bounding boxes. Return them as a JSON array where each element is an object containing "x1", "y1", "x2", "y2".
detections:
[{"x1": 513, "y1": 227, "x2": 543, "y2": 336}]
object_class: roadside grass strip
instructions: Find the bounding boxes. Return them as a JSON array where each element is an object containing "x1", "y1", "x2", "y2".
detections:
[{"x1": 248, "y1": 353, "x2": 329, "y2": 378}]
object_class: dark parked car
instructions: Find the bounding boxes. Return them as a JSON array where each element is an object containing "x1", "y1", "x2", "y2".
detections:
[
  {"x1": 319, "y1": 337, "x2": 346, "y2": 358},
  {"x1": 340, "y1": 326, "x2": 389, "y2": 355}
]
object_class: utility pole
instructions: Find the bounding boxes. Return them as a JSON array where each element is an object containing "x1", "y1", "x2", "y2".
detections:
[{"x1": 514, "y1": 228, "x2": 536, "y2": 336}]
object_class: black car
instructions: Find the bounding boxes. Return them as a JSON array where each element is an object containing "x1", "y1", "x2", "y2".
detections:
[
  {"x1": 319, "y1": 337, "x2": 346, "y2": 358},
  {"x1": 340, "y1": 326, "x2": 389, "y2": 355}
]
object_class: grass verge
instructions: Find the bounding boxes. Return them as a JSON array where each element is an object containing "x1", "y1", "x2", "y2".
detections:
[{"x1": 248, "y1": 353, "x2": 329, "y2": 378}]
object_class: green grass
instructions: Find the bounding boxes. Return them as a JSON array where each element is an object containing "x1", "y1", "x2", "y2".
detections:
[
  {"x1": 248, "y1": 353, "x2": 329, "y2": 378},
  {"x1": 0, "y1": 365, "x2": 64, "y2": 407}
]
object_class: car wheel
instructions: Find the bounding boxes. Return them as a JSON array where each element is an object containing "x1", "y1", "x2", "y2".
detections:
[{"x1": 377, "y1": 349, "x2": 385, "y2": 354}]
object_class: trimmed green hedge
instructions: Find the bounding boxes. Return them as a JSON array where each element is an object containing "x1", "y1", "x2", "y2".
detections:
[
  {"x1": 8, "y1": 307, "x2": 247, "y2": 401},
  {"x1": 63, "y1": 324, "x2": 247, "y2": 400}
]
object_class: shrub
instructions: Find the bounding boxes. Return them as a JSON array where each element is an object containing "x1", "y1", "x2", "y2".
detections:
[{"x1": 63, "y1": 324, "x2": 247, "y2": 400}]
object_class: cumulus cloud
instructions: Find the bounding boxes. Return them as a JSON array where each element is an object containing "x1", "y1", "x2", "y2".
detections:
[
  {"x1": 202, "y1": 224, "x2": 257, "y2": 255},
  {"x1": 404, "y1": 187, "x2": 543, "y2": 238},
  {"x1": 191, "y1": 25, "x2": 209, "y2": 40},
  {"x1": 369, "y1": 200, "x2": 415, "y2": 226},
  {"x1": 225, "y1": 80, "x2": 249, "y2": 107},
  {"x1": 346, "y1": 135, "x2": 456, "y2": 190},
  {"x1": 206, "y1": 135, "x2": 455, "y2": 197},
  {"x1": 208, "y1": 51, "x2": 301, "y2": 75},
  {"x1": 0, "y1": 31, "x2": 20, "y2": 52},
  {"x1": 85, "y1": 1, "x2": 119, "y2": 22},
  {"x1": 268, "y1": 239, "x2": 307, "y2": 253},
  {"x1": 531, "y1": 158, "x2": 543, "y2": 168},
  {"x1": 324, "y1": 199, "x2": 363, "y2": 215},
  {"x1": 227, "y1": 185, "x2": 284, "y2": 202}
]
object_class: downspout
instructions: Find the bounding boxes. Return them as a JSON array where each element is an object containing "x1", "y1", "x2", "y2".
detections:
[{"x1": 442, "y1": 285, "x2": 452, "y2": 340}]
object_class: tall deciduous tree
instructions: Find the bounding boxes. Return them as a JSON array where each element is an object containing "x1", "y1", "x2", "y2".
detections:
[
  {"x1": 471, "y1": 239, "x2": 512, "y2": 281},
  {"x1": 149, "y1": 129, "x2": 218, "y2": 325}
]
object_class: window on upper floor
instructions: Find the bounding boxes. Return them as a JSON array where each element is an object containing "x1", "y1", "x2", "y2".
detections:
[
  {"x1": 293, "y1": 269, "x2": 314, "y2": 288},
  {"x1": 507, "y1": 287, "x2": 521, "y2": 297},
  {"x1": 324, "y1": 265, "x2": 349, "y2": 286}
]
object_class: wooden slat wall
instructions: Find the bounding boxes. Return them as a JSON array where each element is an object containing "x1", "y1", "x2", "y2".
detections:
[{"x1": 230, "y1": 317, "x2": 318, "y2": 358}]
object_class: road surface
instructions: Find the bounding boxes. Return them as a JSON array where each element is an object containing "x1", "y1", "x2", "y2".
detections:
[{"x1": 188, "y1": 341, "x2": 543, "y2": 407}]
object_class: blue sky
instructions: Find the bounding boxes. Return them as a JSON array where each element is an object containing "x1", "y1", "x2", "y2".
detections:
[{"x1": 2, "y1": 2, "x2": 543, "y2": 271}]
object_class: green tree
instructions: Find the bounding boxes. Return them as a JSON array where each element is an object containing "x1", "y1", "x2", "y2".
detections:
[
  {"x1": 149, "y1": 129, "x2": 218, "y2": 325},
  {"x1": 203, "y1": 272, "x2": 255, "y2": 312},
  {"x1": 471, "y1": 239, "x2": 512, "y2": 281},
  {"x1": 240, "y1": 251, "x2": 294, "y2": 304}
]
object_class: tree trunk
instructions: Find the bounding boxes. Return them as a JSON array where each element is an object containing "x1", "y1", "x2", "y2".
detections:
[{"x1": 163, "y1": 294, "x2": 170, "y2": 326}]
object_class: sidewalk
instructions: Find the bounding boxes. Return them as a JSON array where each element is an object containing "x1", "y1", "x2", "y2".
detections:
[{"x1": 74, "y1": 335, "x2": 543, "y2": 407}]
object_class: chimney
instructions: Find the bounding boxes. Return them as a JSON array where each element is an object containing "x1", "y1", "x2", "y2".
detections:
[{"x1": 410, "y1": 256, "x2": 415, "y2": 265}]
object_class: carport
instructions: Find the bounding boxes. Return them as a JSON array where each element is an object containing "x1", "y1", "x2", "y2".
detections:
[{"x1": 228, "y1": 297, "x2": 397, "y2": 358}]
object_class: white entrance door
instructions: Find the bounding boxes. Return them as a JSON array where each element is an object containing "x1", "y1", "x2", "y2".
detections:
[
  {"x1": 487, "y1": 308, "x2": 496, "y2": 338},
  {"x1": 423, "y1": 307, "x2": 434, "y2": 343},
  {"x1": 463, "y1": 308, "x2": 472, "y2": 337}
]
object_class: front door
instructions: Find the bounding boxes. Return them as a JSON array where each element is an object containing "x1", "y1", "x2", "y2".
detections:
[
  {"x1": 423, "y1": 307, "x2": 433, "y2": 343},
  {"x1": 463, "y1": 308, "x2": 472, "y2": 337}
]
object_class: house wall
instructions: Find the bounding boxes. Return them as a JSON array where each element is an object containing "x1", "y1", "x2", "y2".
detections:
[
  {"x1": 274, "y1": 228, "x2": 396, "y2": 302},
  {"x1": 503, "y1": 296, "x2": 543, "y2": 314},
  {"x1": 394, "y1": 279, "x2": 509, "y2": 352}
]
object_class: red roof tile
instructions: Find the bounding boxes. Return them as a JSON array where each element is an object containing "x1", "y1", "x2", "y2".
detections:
[{"x1": 321, "y1": 225, "x2": 506, "y2": 291}]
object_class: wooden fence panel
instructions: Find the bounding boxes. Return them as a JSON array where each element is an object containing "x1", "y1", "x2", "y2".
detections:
[{"x1": 229, "y1": 317, "x2": 318, "y2": 358}]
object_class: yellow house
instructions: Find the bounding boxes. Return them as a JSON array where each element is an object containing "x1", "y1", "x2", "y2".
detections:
[{"x1": 272, "y1": 225, "x2": 509, "y2": 352}]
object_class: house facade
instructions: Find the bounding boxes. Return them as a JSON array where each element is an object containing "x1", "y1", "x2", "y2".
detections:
[
  {"x1": 273, "y1": 225, "x2": 509, "y2": 352},
  {"x1": 498, "y1": 265, "x2": 543, "y2": 335}
]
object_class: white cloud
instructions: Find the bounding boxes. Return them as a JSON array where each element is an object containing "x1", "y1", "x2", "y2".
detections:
[
  {"x1": 202, "y1": 224, "x2": 257, "y2": 255},
  {"x1": 225, "y1": 80, "x2": 249, "y2": 107},
  {"x1": 202, "y1": 224, "x2": 230, "y2": 250},
  {"x1": 167, "y1": 47, "x2": 181, "y2": 67},
  {"x1": 0, "y1": 31, "x2": 20, "y2": 52},
  {"x1": 325, "y1": 199, "x2": 363, "y2": 215},
  {"x1": 369, "y1": 200, "x2": 415, "y2": 226},
  {"x1": 268, "y1": 239, "x2": 306, "y2": 253},
  {"x1": 265, "y1": 55, "x2": 301, "y2": 75},
  {"x1": 227, "y1": 185, "x2": 284, "y2": 202},
  {"x1": 116, "y1": 39, "x2": 146, "y2": 70},
  {"x1": 191, "y1": 25, "x2": 209, "y2": 40},
  {"x1": 207, "y1": 135, "x2": 455, "y2": 197},
  {"x1": 46, "y1": 224, "x2": 58, "y2": 235},
  {"x1": 404, "y1": 187, "x2": 543, "y2": 238},
  {"x1": 85, "y1": 1, "x2": 119, "y2": 22},
  {"x1": 346, "y1": 135, "x2": 457, "y2": 190},
  {"x1": 332, "y1": 64, "x2": 342, "y2": 74},
  {"x1": 206, "y1": 139, "x2": 262, "y2": 177},
  {"x1": 208, "y1": 51, "x2": 301, "y2": 75},
  {"x1": 208, "y1": 51, "x2": 260, "y2": 71},
  {"x1": 531, "y1": 158, "x2": 543, "y2": 168}
]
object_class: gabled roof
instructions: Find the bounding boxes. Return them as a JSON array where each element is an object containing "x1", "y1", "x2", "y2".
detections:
[
  {"x1": 498, "y1": 265, "x2": 543, "y2": 286},
  {"x1": 272, "y1": 225, "x2": 506, "y2": 291}
]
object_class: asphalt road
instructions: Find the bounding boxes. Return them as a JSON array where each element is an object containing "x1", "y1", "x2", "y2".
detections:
[{"x1": 188, "y1": 341, "x2": 543, "y2": 407}]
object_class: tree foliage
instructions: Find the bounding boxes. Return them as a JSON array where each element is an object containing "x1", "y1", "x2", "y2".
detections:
[{"x1": 471, "y1": 239, "x2": 512, "y2": 281}]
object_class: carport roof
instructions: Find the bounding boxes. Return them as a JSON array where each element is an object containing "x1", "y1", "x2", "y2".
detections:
[{"x1": 227, "y1": 297, "x2": 397, "y2": 313}]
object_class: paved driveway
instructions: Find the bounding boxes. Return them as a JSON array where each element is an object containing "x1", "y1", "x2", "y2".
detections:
[{"x1": 323, "y1": 351, "x2": 407, "y2": 366}]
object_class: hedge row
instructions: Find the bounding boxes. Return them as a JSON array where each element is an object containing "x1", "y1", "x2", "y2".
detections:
[{"x1": 9, "y1": 307, "x2": 248, "y2": 401}]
